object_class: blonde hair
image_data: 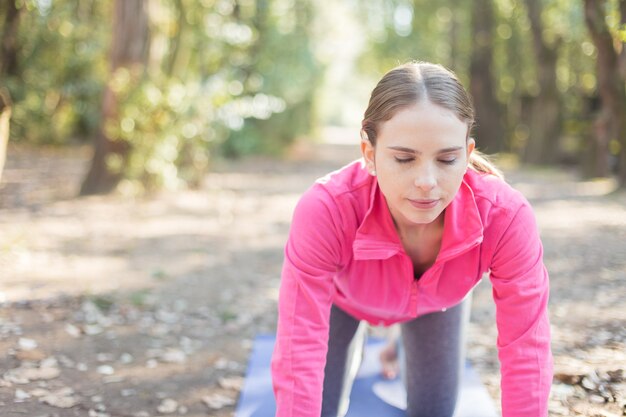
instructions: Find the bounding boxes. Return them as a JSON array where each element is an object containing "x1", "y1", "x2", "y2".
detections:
[{"x1": 361, "y1": 61, "x2": 503, "y2": 179}]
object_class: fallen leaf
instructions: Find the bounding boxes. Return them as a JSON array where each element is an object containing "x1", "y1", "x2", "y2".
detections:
[
  {"x1": 218, "y1": 376, "x2": 244, "y2": 391},
  {"x1": 551, "y1": 382, "x2": 576, "y2": 399},
  {"x1": 14, "y1": 388, "x2": 30, "y2": 401},
  {"x1": 160, "y1": 349, "x2": 186, "y2": 364},
  {"x1": 554, "y1": 372, "x2": 582, "y2": 385},
  {"x1": 606, "y1": 369, "x2": 623, "y2": 383},
  {"x1": 202, "y1": 393, "x2": 235, "y2": 409},
  {"x1": 96, "y1": 365, "x2": 115, "y2": 375},
  {"x1": 119, "y1": 353, "x2": 134, "y2": 364},
  {"x1": 589, "y1": 394, "x2": 606, "y2": 403},
  {"x1": 102, "y1": 375, "x2": 125, "y2": 384},
  {"x1": 39, "y1": 387, "x2": 80, "y2": 408},
  {"x1": 157, "y1": 398, "x2": 178, "y2": 414},
  {"x1": 15, "y1": 348, "x2": 46, "y2": 362},
  {"x1": 18, "y1": 337, "x2": 38, "y2": 350},
  {"x1": 4, "y1": 366, "x2": 60, "y2": 384},
  {"x1": 548, "y1": 400, "x2": 570, "y2": 416},
  {"x1": 30, "y1": 388, "x2": 51, "y2": 397},
  {"x1": 65, "y1": 323, "x2": 82, "y2": 338},
  {"x1": 582, "y1": 372, "x2": 601, "y2": 390},
  {"x1": 93, "y1": 402, "x2": 107, "y2": 412},
  {"x1": 40, "y1": 357, "x2": 58, "y2": 368},
  {"x1": 213, "y1": 357, "x2": 238, "y2": 370}
]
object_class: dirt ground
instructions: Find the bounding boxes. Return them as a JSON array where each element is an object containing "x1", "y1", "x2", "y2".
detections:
[{"x1": 0, "y1": 137, "x2": 624, "y2": 417}]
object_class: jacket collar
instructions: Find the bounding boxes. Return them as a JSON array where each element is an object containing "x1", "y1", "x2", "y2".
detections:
[{"x1": 352, "y1": 174, "x2": 484, "y2": 261}]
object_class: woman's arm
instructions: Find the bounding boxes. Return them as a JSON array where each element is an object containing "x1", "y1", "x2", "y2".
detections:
[
  {"x1": 489, "y1": 201, "x2": 553, "y2": 417},
  {"x1": 271, "y1": 187, "x2": 345, "y2": 417}
]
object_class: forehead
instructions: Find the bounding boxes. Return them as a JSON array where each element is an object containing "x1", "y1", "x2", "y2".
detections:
[{"x1": 377, "y1": 102, "x2": 468, "y2": 148}]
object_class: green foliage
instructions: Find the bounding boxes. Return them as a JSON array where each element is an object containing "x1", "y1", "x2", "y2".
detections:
[
  {"x1": 216, "y1": 0, "x2": 324, "y2": 157},
  {"x1": 355, "y1": 0, "x2": 620, "y2": 160},
  {"x1": 354, "y1": 0, "x2": 475, "y2": 80},
  {"x1": 129, "y1": 289, "x2": 152, "y2": 308},
  {"x1": 110, "y1": 75, "x2": 288, "y2": 191},
  {"x1": 90, "y1": 295, "x2": 115, "y2": 313},
  {"x1": 2, "y1": 0, "x2": 624, "y2": 187},
  {"x1": 2, "y1": 0, "x2": 323, "y2": 190},
  {"x1": 5, "y1": 0, "x2": 109, "y2": 144},
  {"x1": 107, "y1": 74, "x2": 210, "y2": 191}
]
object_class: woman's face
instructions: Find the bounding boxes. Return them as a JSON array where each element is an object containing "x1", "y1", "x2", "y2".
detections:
[{"x1": 362, "y1": 101, "x2": 475, "y2": 230}]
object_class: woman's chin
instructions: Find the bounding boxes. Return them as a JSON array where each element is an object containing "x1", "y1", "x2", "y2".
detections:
[{"x1": 400, "y1": 209, "x2": 444, "y2": 227}]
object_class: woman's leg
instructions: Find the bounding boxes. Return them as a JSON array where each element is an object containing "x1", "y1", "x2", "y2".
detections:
[
  {"x1": 400, "y1": 297, "x2": 471, "y2": 417},
  {"x1": 321, "y1": 305, "x2": 367, "y2": 417}
]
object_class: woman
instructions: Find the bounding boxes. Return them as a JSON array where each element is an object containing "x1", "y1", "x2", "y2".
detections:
[{"x1": 271, "y1": 61, "x2": 553, "y2": 417}]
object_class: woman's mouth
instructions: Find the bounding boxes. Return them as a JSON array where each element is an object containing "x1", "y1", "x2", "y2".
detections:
[{"x1": 408, "y1": 198, "x2": 440, "y2": 209}]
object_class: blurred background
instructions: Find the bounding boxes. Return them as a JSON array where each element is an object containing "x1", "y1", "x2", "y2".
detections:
[
  {"x1": 1, "y1": 0, "x2": 625, "y2": 194},
  {"x1": 0, "y1": 1, "x2": 625, "y2": 417}
]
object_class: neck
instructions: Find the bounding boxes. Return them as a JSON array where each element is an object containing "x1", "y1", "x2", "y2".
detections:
[{"x1": 393, "y1": 210, "x2": 445, "y2": 240}]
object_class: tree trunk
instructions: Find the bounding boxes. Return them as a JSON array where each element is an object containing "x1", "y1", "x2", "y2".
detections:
[
  {"x1": 80, "y1": 0, "x2": 150, "y2": 195},
  {"x1": 0, "y1": 1, "x2": 21, "y2": 183},
  {"x1": 0, "y1": 89, "x2": 11, "y2": 183},
  {"x1": 1, "y1": 0, "x2": 21, "y2": 76},
  {"x1": 618, "y1": 0, "x2": 626, "y2": 80},
  {"x1": 469, "y1": 0, "x2": 505, "y2": 153},
  {"x1": 583, "y1": 0, "x2": 626, "y2": 185},
  {"x1": 164, "y1": 0, "x2": 190, "y2": 77},
  {"x1": 522, "y1": 0, "x2": 562, "y2": 164}
]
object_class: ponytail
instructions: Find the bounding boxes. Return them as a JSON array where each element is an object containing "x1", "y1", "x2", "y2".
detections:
[{"x1": 468, "y1": 149, "x2": 504, "y2": 179}]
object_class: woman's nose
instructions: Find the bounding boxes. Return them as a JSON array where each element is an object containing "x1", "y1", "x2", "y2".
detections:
[{"x1": 413, "y1": 164, "x2": 437, "y2": 190}]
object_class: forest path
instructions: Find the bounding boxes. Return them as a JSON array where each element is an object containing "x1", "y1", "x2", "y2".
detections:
[{"x1": 0, "y1": 137, "x2": 624, "y2": 416}]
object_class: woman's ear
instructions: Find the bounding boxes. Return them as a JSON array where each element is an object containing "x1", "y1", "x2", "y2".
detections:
[
  {"x1": 360, "y1": 130, "x2": 376, "y2": 175},
  {"x1": 466, "y1": 137, "x2": 476, "y2": 161}
]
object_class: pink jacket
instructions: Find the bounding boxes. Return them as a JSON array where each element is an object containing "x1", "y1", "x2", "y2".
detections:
[{"x1": 271, "y1": 159, "x2": 553, "y2": 417}]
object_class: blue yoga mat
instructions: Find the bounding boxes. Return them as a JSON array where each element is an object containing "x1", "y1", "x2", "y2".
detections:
[{"x1": 235, "y1": 335, "x2": 498, "y2": 417}]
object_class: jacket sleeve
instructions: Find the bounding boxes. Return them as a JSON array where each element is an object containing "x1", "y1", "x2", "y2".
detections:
[
  {"x1": 489, "y1": 201, "x2": 553, "y2": 417},
  {"x1": 271, "y1": 187, "x2": 344, "y2": 417}
]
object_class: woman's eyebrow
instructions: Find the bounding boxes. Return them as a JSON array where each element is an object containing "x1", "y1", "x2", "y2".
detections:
[
  {"x1": 387, "y1": 146, "x2": 418, "y2": 154},
  {"x1": 387, "y1": 146, "x2": 464, "y2": 154},
  {"x1": 438, "y1": 146, "x2": 464, "y2": 153}
]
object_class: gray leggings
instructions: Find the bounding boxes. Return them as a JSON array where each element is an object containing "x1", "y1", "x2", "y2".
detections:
[{"x1": 321, "y1": 298, "x2": 470, "y2": 417}]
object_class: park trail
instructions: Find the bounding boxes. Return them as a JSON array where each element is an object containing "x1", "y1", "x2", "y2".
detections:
[{"x1": 0, "y1": 129, "x2": 625, "y2": 416}]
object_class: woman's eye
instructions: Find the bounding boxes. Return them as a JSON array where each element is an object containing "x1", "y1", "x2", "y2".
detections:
[
  {"x1": 394, "y1": 157, "x2": 413, "y2": 164},
  {"x1": 439, "y1": 159, "x2": 457, "y2": 165}
]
